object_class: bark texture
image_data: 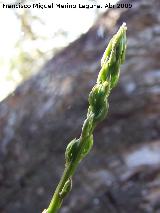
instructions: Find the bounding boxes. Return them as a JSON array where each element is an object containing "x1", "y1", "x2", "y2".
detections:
[{"x1": 0, "y1": 0, "x2": 160, "y2": 212}]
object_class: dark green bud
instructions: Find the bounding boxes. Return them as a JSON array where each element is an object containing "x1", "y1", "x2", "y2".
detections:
[
  {"x1": 89, "y1": 81, "x2": 110, "y2": 124},
  {"x1": 79, "y1": 135, "x2": 93, "y2": 161},
  {"x1": 65, "y1": 139, "x2": 79, "y2": 164},
  {"x1": 59, "y1": 178, "x2": 72, "y2": 198},
  {"x1": 82, "y1": 113, "x2": 94, "y2": 138}
]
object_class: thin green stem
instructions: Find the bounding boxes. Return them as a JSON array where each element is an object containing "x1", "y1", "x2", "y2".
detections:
[
  {"x1": 47, "y1": 166, "x2": 71, "y2": 213},
  {"x1": 47, "y1": 134, "x2": 91, "y2": 213}
]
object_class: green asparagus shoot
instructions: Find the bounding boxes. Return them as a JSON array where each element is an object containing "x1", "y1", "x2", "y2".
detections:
[{"x1": 43, "y1": 23, "x2": 127, "y2": 213}]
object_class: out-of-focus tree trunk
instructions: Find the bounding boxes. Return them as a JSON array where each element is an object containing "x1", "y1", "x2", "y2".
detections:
[{"x1": 0, "y1": 0, "x2": 160, "y2": 212}]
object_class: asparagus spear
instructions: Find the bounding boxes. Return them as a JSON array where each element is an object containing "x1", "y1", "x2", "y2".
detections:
[{"x1": 43, "y1": 23, "x2": 127, "y2": 213}]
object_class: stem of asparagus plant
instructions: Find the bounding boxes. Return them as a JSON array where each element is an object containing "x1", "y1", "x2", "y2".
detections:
[{"x1": 43, "y1": 23, "x2": 127, "y2": 213}]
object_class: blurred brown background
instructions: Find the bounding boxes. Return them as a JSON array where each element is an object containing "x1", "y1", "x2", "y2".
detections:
[{"x1": 0, "y1": 0, "x2": 160, "y2": 212}]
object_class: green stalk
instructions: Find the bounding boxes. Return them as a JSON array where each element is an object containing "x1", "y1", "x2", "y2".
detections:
[{"x1": 43, "y1": 23, "x2": 127, "y2": 213}]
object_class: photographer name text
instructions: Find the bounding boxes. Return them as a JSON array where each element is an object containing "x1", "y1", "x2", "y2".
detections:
[{"x1": 1, "y1": 2, "x2": 132, "y2": 9}]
